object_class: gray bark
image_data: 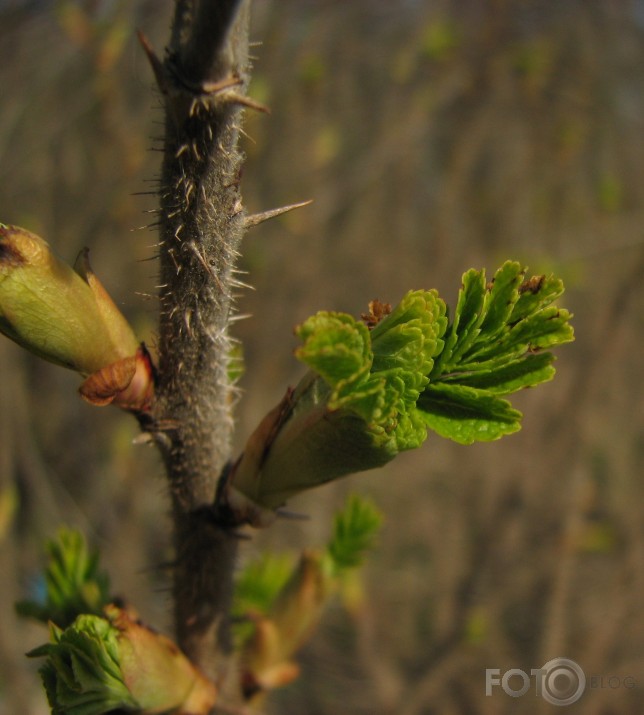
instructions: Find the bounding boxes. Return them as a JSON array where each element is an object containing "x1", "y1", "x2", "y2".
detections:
[{"x1": 147, "y1": 0, "x2": 251, "y2": 691}]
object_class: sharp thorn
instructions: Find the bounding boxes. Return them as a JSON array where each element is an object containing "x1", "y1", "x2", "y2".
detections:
[
  {"x1": 223, "y1": 92, "x2": 271, "y2": 114},
  {"x1": 244, "y1": 200, "x2": 313, "y2": 229},
  {"x1": 136, "y1": 30, "x2": 167, "y2": 94}
]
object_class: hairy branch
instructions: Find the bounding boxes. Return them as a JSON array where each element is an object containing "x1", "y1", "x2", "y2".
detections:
[{"x1": 146, "y1": 0, "x2": 251, "y2": 689}]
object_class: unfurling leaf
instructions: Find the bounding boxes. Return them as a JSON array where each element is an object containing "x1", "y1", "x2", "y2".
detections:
[
  {"x1": 225, "y1": 261, "x2": 573, "y2": 524},
  {"x1": 30, "y1": 616, "x2": 139, "y2": 715},
  {"x1": 16, "y1": 528, "x2": 110, "y2": 629},
  {"x1": 226, "y1": 290, "x2": 447, "y2": 525},
  {"x1": 326, "y1": 494, "x2": 383, "y2": 573},
  {"x1": 237, "y1": 495, "x2": 382, "y2": 700},
  {"x1": 28, "y1": 606, "x2": 217, "y2": 715},
  {"x1": 240, "y1": 552, "x2": 330, "y2": 697},
  {"x1": 419, "y1": 261, "x2": 574, "y2": 443}
]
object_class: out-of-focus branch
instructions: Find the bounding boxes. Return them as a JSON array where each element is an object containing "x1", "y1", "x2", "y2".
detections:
[
  {"x1": 175, "y1": 0, "x2": 245, "y2": 85},
  {"x1": 142, "y1": 0, "x2": 251, "y2": 691}
]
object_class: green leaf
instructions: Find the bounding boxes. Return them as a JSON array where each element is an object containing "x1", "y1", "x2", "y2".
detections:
[
  {"x1": 466, "y1": 306, "x2": 573, "y2": 363},
  {"x1": 294, "y1": 291, "x2": 448, "y2": 453},
  {"x1": 440, "y1": 352, "x2": 556, "y2": 394},
  {"x1": 296, "y1": 311, "x2": 373, "y2": 388},
  {"x1": 227, "y1": 261, "x2": 573, "y2": 523},
  {"x1": 477, "y1": 261, "x2": 524, "y2": 341},
  {"x1": 232, "y1": 551, "x2": 305, "y2": 646},
  {"x1": 326, "y1": 494, "x2": 383, "y2": 573},
  {"x1": 16, "y1": 529, "x2": 110, "y2": 628},
  {"x1": 30, "y1": 608, "x2": 217, "y2": 715},
  {"x1": 432, "y1": 268, "x2": 486, "y2": 374},
  {"x1": 30, "y1": 616, "x2": 138, "y2": 715},
  {"x1": 510, "y1": 273, "x2": 564, "y2": 322},
  {"x1": 419, "y1": 261, "x2": 574, "y2": 444},
  {"x1": 418, "y1": 383, "x2": 522, "y2": 444},
  {"x1": 233, "y1": 553, "x2": 294, "y2": 620},
  {"x1": 370, "y1": 289, "x2": 446, "y2": 372}
]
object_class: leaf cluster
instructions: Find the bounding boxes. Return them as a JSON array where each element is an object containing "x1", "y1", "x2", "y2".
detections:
[
  {"x1": 296, "y1": 289, "x2": 447, "y2": 453},
  {"x1": 16, "y1": 528, "x2": 111, "y2": 629},
  {"x1": 228, "y1": 261, "x2": 574, "y2": 520},
  {"x1": 29, "y1": 616, "x2": 137, "y2": 715},
  {"x1": 419, "y1": 261, "x2": 574, "y2": 443},
  {"x1": 325, "y1": 493, "x2": 383, "y2": 572},
  {"x1": 298, "y1": 261, "x2": 573, "y2": 447},
  {"x1": 233, "y1": 495, "x2": 382, "y2": 643}
]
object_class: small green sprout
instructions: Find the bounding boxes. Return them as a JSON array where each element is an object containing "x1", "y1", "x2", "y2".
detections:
[{"x1": 16, "y1": 528, "x2": 110, "y2": 629}]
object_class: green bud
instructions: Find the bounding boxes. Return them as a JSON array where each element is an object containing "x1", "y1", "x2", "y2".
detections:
[
  {"x1": 241, "y1": 552, "x2": 332, "y2": 696},
  {"x1": 226, "y1": 291, "x2": 447, "y2": 525},
  {"x1": 29, "y1": 606, "x2": 217, "y2": 715},
  {"x1": 239, "y1": 496, "x2": 382, "y2": 698},
  {"x1": 0, "y1": 225, "x2": 153, "y2": 411},
  {"x1": 225, "y1": 262, "x2": 573, "y2": 526},
  {"x1": 0, "y1": 225, "x2": 138, "y2": 371},
  {"x1": 29, "y1": 615, "x2": 139, "y2": 715},
  {"x1": 109, "y1": 606, "x2": 217, "y2": 715}
]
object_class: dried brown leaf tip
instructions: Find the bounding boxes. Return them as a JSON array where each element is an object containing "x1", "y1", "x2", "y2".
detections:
[
  {"x1": 0, "y1": 224, "x2": 27, "y2": 266},
  {"x1": 361, "y1": 299, "x2": 392, "y2": 329},
  {"x1": 519, "y1": 274, "x2": 546, "y2": 294},
  {"x1": 79, "y1": 345, "x2": 155, "y2": 412}
]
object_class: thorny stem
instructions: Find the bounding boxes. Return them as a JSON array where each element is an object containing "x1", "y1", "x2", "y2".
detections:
[{"x1": 146, "y1": 0, "x2": 250, "y2": 692}]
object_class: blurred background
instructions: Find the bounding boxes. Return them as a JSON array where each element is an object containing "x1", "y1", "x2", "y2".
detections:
[{"x1": 0, "y1": 1, "x2": 643, "y2": 713}]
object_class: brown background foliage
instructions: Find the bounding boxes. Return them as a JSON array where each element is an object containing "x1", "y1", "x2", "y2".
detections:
[{"x1": 0, "y1": 1, "x2": 642, "y2": 714}]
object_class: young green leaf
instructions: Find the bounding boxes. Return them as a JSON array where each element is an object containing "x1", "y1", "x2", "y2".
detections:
[
  {"x1": 29, "y1": 607, "x2": 217, "y2": 715},
  {"x1": 227, "y1": 290, "x2": 447, "y2": 524},
  {"x1": 326, "y1": 494, "x2": 383, "y2": 573},
  {"x1": 418, "y1": 383, "x2": 522, "y2": 444},
  {"x1": 419, "y1": 261, "x2": 574, "y2": 444},
  {"x1": 16, "y1": 528, "x2": 110, "y2": 628},
  {"x1": 238, "y1": 495, "x2": 382, "y2": 699},
  {"x1": 233, "y1": 552, "x2": 295, "y2": 644},
  {"x1": 31, "y1": 616, "x2": 139, "y2": 715},
  {"x1": 476, "y1": 260, "x2": 524, "y2": 342},
  {"x1": 226, "y1": 261, "x2": 573, "y2": 522}
]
